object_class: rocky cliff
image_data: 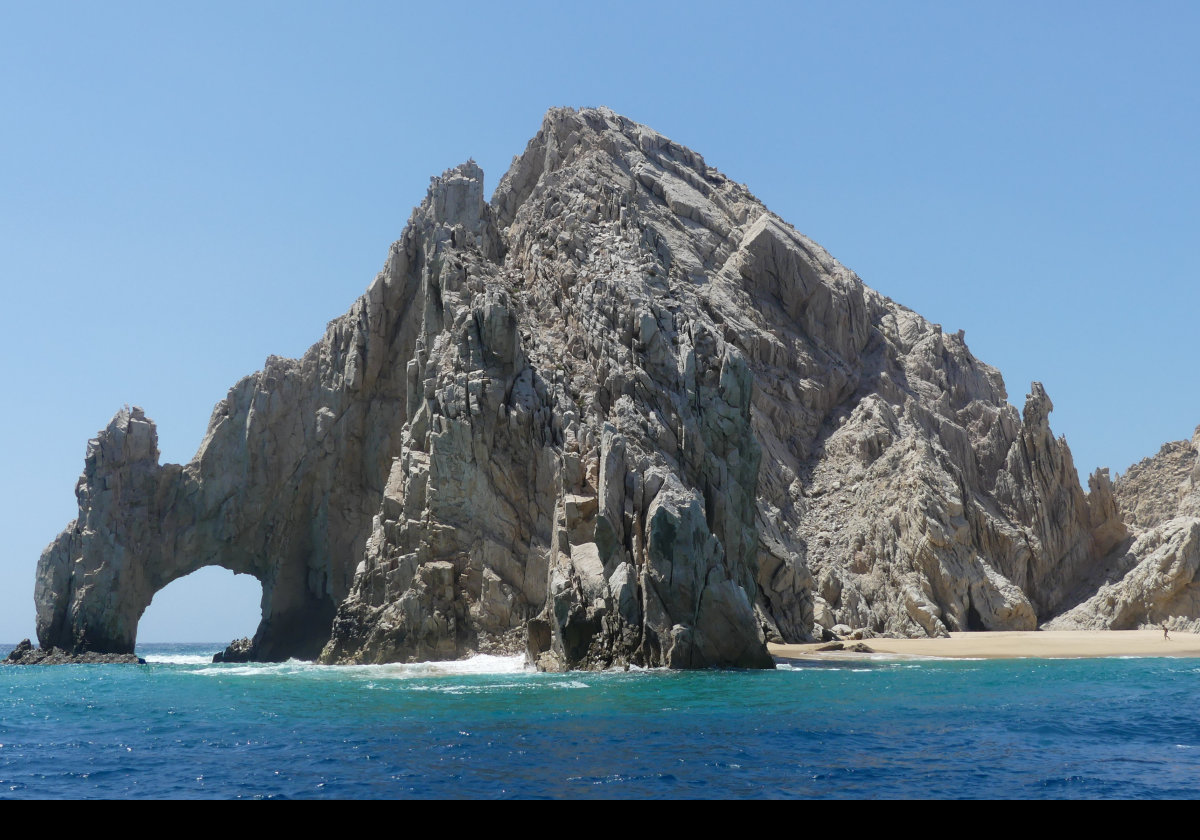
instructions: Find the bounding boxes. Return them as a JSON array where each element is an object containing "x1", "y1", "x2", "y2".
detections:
[
  {"x1": 1045, "y1": 427, "x2": 1200, "y2": 632},
  {"x1": 33, "y1": 106, "x2": 1194, "y2": 667}
]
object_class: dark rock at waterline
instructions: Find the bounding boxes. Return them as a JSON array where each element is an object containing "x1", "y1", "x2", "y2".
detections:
[
  {"x1": 212, "y1": 637, "x2": 256, "y2": 663},
  {"x1": 4, "y1": 638, "x2": 145, "y2": 665}
]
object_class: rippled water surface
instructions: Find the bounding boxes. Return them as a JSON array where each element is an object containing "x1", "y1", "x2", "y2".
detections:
[{"x1": 3, "y1": 643, "x2": 1199, "y2": 798}]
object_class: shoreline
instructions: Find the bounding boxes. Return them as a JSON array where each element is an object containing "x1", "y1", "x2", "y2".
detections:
[{"x1": 770, "y1": 630, "x2": 1200, "y2": 661}]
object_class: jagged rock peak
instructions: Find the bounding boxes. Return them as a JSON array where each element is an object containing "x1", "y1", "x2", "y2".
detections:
[
  {"x1": 1022, "y1": 381, "x2": 1053, "y2": 427},
  {"x1": 425, "y1": 161, "x2": 489, "y2": 234},
  {"x1": 493, "y1": 106, "x2": 732, "y2": 226}
]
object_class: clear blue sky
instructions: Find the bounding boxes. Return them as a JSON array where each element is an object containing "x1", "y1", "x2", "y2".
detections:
[{"x1": 2, "y1": 1, "x2": 1196, "y2": 643}]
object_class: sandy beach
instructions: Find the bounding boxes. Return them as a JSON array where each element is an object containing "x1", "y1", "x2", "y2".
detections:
[{"x1": 770, "y1": 630, "x2": 1200, "y2": 661}]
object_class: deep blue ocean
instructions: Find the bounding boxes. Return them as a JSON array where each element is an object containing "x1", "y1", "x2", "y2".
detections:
[{"x1": 2, "y1": 642, "x2": 1198, "y2": 799}]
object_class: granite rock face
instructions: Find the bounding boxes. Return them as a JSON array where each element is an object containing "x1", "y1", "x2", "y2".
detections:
[
  {"x1": 318, "y1": 130, "x2": 773, "y2": 669},
  {"x1": 1114, "y1": 426, "x2": 1200, "y2": 531},
  {"x1": 1045, "y1": 427, "x2": 1200, "y2": 632},
  {"x1": 34, "y1": 106, "x2": 1193, "y2": 666}
]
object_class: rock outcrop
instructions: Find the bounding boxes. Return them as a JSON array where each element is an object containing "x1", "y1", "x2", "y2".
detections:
[
  {"x1": 4, "y1": 639, "x2": 144, "y2": 665},
  {"x1": 32, "y1": 106, "x2": 1197, "y2": 666},
  {"x1": 1114, "y1": 427, "x2": 1200, "y2": 530},
  {"x1": 317, "y1": 140, "x2": 774, "y2": 669},
  {"x1": 1046, "y1": 427, "x2": 1200, "y2": 632}
]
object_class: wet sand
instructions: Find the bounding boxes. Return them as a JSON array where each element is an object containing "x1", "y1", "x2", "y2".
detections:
[{"x1": 770, "y1": 630, "x2": 1200, "y2": 661}]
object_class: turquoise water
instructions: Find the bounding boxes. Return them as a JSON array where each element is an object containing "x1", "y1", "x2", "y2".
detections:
[{"x1": 2, "y1": 643, "x2": 1199, "y2": 799}]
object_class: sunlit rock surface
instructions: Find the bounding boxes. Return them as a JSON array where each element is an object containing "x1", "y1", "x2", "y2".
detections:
[{"x1": 1046, "y1": 427, "x2": 1200, "y2": 632}]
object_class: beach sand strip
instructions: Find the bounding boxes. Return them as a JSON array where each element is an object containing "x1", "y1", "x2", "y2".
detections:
[{"x1": 770, "y1": 630, "x2": 1200, "y2": 661}]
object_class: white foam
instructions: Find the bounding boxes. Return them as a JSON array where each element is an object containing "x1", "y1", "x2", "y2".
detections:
[
  {"x1": 142, "y1": 654, "x2": 217, "y2": 665},
  {"x1": 550, "y1": 679, "x2": 590, "y2": 689},
  {"x1": 192, "y1": 653, "x2": 529, "y2": 679},
  {"x1": 373, "y1": 654, "x2": 528, "y2": 677}
]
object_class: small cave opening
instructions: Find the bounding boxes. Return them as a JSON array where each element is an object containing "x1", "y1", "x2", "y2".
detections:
[{"x1": 966, "y1": 595, "x2": 986, "y2": 632}]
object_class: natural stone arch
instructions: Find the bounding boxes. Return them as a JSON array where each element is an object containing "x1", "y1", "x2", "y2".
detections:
[
  {"x1": 35, "y1": 400, "x2": 395, "y2": 660},
  {"x1": 35, "y1": 169, "x2": 481, "y2": 663}
]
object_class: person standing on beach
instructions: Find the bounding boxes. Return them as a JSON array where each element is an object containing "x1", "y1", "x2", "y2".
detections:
[{"x1": 1162, "y1": 621, "x2": 1171, "y2": 641}]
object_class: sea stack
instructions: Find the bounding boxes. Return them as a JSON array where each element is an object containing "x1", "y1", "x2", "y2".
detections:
[{"x1": 31, "y1": 107, "x2": 1200, "y2": 667}]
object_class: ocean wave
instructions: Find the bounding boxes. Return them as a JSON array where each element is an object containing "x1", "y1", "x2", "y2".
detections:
[
  {"x1": 191, "y1": 653, "x2": 529, "y2": 679},
  {"x1": 143, "y1": 654, "x2": 218, "y2": 665},
  {"x1": 191, "y1": 659, "x2": 318, "y2": 677},
  {"x1": 369, "y1": 654, "x2": 529, "y2": 677}
]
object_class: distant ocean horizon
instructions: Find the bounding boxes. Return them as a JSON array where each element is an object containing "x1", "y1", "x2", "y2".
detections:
[{"x1": 3, "y1": 642, "x2": 1198, "y2": 799}]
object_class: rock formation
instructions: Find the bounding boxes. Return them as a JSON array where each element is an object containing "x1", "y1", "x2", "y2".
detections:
[
  {"x1": 1045, "y1": 427, "x2": 1200, "y2": 632},
  {"x1": 31, "y1": 106, "x2": 1200, "y2": 666},
  {"x1": 3, "y1": 638, "x2": 144, "y2": 665}
]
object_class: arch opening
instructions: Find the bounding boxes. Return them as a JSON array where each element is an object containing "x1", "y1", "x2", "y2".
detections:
[{"x1": 136, "y1": 567, "x2": 264, "y2": 651}]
